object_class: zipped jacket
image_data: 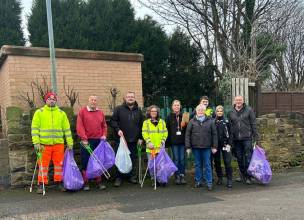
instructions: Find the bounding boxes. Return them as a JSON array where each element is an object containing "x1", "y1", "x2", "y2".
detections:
[
  {"x1": 31, "y1": 105, "x2": 73, "y2": 146},
  {"x1": 227, "y1": 104, "x2": 258, "y2": 141},
  {"x1": 142, "y1": 119, "x2": 168, "y2": 153},
  {"x1": 185, "y1": 116, "x2": 218, "y2": 149}
]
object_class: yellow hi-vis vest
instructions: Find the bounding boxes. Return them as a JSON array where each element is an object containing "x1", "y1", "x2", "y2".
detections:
[
  {"x1": 31, "y1": 105, "x2": 73, "y2": 146},
  {"x1": 142, "y1": 119, "x2": 168, "y2": 153}
]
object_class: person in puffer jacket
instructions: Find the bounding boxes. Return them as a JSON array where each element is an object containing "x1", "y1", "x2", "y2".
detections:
[
  {"x1": 228, "y1": 95, "x2": 258, "y2": 185},
  {"x1": 185, "y1": 104, "x2": 218, "y2": 191},
  {"x1": 213, "y1": 105, "x2": 233, "y2": 188}
]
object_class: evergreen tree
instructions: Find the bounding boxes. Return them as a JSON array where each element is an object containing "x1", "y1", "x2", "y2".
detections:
[
  {"x1": 129, "y1": 16, "x2": 169, "y2": 106},
  {"x1": 28, "y1": 0, "x2": 87, "y2": 48},
  {"x1": 0, "y1": 0, "x2": 25, "y2": 47},
  {"x1": 165, "y1": 28, "x2": 215, "y2": 108}
]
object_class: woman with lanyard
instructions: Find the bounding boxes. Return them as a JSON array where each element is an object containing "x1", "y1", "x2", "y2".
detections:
[{"x1": 166, "y1": 100, "x2": 188, "y2": 185}]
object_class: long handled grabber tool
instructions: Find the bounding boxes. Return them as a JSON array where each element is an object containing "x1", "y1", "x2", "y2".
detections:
[
  {"x1": 153, "y1": 149, "x2": 156, "y2": 190},
  {"x1": 30, "y1": 149, "x2": 45, "y2": 195},
  {"x1": 39, "y1": 153, "x2": 46, "y2": 196},
  {"x1": 140, "y1": 149, "x2": 157, "y2": 189},
  {"x1": 137, "y1": 143, "x2": 143, "y2": 184},
  {"x1": 80, "y1": 142, "x2": 111, "y2": 179},
  {"x1": 29, "y1": 157, "x2": 38, "y2": 193}
]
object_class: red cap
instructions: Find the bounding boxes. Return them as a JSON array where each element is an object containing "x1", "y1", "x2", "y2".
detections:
[{"x1": 44, "y1": 92, "x2": 57, "y2": 102}]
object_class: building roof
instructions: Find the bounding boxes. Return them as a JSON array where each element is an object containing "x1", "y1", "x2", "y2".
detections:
[{"x1": 0, "y1": 45, "x2": 144, "y2": 68}]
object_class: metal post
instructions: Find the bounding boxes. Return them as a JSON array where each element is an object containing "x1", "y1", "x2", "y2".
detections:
[{"x1": 46, "y1": 0, "x2": 57, "y2": 93}]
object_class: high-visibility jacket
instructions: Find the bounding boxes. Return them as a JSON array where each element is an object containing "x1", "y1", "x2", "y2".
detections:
[
  {"x1": 31, "y1": 105, "x2": 73, "y2": 146},
  {"x1": 205, "y1": 107, "x2": 214, "y2": 117},
  {"x1": 142, "y1": 119, "x2": 168, "y2": 153}
]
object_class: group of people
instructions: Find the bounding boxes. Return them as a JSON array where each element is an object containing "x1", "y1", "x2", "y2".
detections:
[{"x1": 31, "y1": 91, "x2": 258, "y2": 193}]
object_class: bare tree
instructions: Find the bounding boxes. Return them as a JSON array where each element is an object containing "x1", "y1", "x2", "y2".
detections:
[
  {"x1": 107, "y1": 88, "x2": 120, "y2": 113},
  {"x1": 63, "y1": 76, "x2": 80, "y2": 107},
  {"x1": 18, "y1": 74, "x2": 51, "y2": 109},
  {"x1": 139, "y1": 0, "x2": 296, "y2": 81},
  {"x1": 266, "y1": 2, "x2": 304, "y2": 91}
]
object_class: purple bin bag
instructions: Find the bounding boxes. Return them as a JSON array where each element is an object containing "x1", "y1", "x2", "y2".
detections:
[
  {"x1": 248, "y1": 145, "x2": 272, "y2": 184},
  {"x1": 86, "y1": 140, "x2": 115, "y2": 179},
  {"x1": 148, "y1": 148, "x2": 177, "y2": 183},
  {"x1": 62, "y1": 149, "x2": 84, "y2": 190}
]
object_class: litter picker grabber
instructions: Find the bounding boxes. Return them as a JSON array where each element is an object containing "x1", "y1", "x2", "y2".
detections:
[
  {"x1": 29, "y1": 157, "x2": 38, "y2": 193},
  {"x1": 30, "y1": 149, "x2": 45, "y2": 195},
  {"x1": 39, "y1": 153, "x2": 46, "y2": 196},
  {"x1": 140, "y1": 148, "x2": 157, "y2": 190},
  {"x1": 153, "y1": 150, "x2": 156, "y2": 190},
  {"x1": 80, "y1": 142, "x2": 111, "y2": 179},
  {"x1": 137, "y1": 143, "x2": 144, "y2": 184}
]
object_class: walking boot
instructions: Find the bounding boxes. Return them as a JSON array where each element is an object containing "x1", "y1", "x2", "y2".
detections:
[
  {"x1": 56, "y1": 182, "x2": 66, "y2": 192},
  {"x1": 83, "y1": 183, "x2": 90, "y2": 191},
  {"x1": 180, "y1": 174, "x2": 187, "y2": 185},
  {"x1": 216, "y1": 177, "x2": 223, "y2": 185},
  {"x1": 227, "y1": 178, "x2": 232, "y2": 189},
  {"x1": 98, "y1": 183, "x2": 107, "y2": 190},
  {"x1": 207, "y1": 184, "x2": 213, "y2": 191},
  {"x1": 246, "y1": 176, "x2": 252, "y2": 185},
  {"x1": 128, "y1": 176, "x2": 138, "y2": 184},
  {"x1": 36, "y1": 185, "x2": 43, "y2": 194},
  {"x1": 114, "y1": 178, "x2": 122, "y2": 187},
  {"x1": 175, "y1": 175, "x2": 181, "y2": 185}
]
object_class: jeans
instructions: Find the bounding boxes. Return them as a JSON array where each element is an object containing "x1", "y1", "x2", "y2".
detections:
[
  {"x1": 171, "y1": 145, "x2": 185, "y2": 176},
  {"x1": 233, "y1": 140, "x2": 253, "y2": 178},
  {"x1": 192, "y1": 148, "x2": 212, "y2": 186},
  {"x1": 213, "y1": 143, "x2": 233, "y2": 180},
  {"x1": 80, "y1": 139, "x2": 102, "y2": 183},
  {"x1": 80, "y1": 139, "x2": 101, "y2": 170},
  {"x1": 115, "y1": 141, "x2": 137, "y2": 179}
]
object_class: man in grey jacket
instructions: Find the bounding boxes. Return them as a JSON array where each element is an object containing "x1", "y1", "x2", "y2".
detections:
[{"x1": 228, "y1": 95, "x2": 258, "y2": 184}]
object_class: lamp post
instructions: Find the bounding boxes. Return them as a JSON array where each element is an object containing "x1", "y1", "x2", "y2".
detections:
[{"x1": 46, "y1": 0, "x2": 57, "y2": 93}]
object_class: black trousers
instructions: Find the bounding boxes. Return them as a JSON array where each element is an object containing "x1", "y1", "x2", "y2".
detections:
[{"x1": 213, "y1": 143, "x2": 233, "y2": 180}]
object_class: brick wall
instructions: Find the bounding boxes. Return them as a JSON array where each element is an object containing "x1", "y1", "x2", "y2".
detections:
[{"x1": 0, "y1": 46, "x2": 144, "y2": 117}]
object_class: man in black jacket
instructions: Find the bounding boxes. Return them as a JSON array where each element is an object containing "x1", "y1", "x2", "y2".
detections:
[
  {"x1": 110, "y1": 91, "x2": 143, "y2": 187},
  {"x1": 228, "y1": 95, "x2": 258, "y2": 185}
]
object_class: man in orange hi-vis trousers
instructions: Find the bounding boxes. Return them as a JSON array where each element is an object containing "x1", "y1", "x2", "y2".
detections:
[{"x1": 31, "y1": 92, "x2": 73, "y2": 194}]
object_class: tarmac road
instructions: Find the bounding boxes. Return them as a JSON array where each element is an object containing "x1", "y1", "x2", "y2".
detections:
[{"x1": 0, "y1": 169, "x2": 304, "y2": 220}]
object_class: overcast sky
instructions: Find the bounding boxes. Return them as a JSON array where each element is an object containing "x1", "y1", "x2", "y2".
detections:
[{"x1": 20, "y1": 0, "x2": 167, "y2": 41}]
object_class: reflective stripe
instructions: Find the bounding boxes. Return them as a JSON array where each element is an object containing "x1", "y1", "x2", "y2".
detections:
[
  {"x1": 65, "y1": 134, "x2": 72, "y2": 137},
  {"x1": 142, "y1": 130, "x2": 149, "y2": 132},
  {"x1": 32, "y1": 128, "x2": 40, "y2": 131},
  {"x1": 39, "y1": 167, "x2": 49, "y2": 170},
  {"x1": 145, "y1": 130, "x2": 166, "y2": 133},
  {"x1": 32, "y1": 134, "x2": 40, "y2": 137},
  {"x1": 54, "y1": 172, "x2": 62, "y2": 175},
  {"x1": 40, "y1": 129, "x2": 63, "y2": 132},
  {"x1": 39, "y1": 135, "x2": 63, "y2": 139},
  {"x1": 54, "y1": 166, "x2": 62, "y2": 169}
]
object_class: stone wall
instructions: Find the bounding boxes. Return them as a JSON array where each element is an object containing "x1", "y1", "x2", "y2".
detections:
[
  {"x1": 257, "y1": 112, "x2": 304, "y2": 170},
  {"x1": 0, "y1": 139, "x2": 9, "y2": 187},
  {"x1": 4, "y1": 106, "x2": 76, "y2": 187}
]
